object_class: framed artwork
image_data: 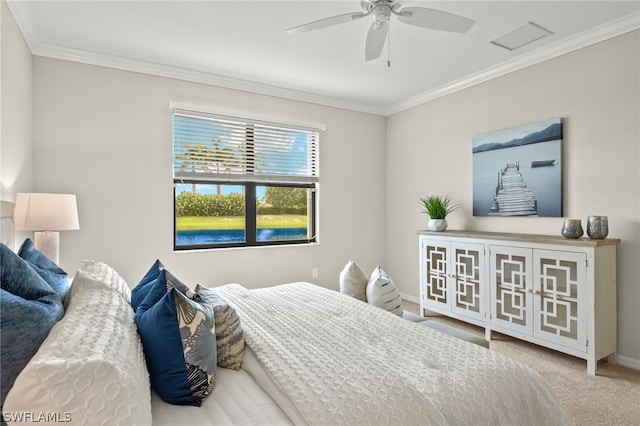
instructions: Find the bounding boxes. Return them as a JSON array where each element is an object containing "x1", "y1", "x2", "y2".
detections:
[{"x1": 473, "y1": 118, "x2": 563, "y2": 217}]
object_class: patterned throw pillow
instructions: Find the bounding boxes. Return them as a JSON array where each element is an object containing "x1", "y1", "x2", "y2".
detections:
[
  {"x1": 339, "y1": 260, "x2": 368, "y2": 302},
  {"x1": 135, "y1": 274, "x2": 216, "y2": 406},
  {"x1": 366, "y1": 266, "x2": 403, "y2": 316},
  {"x1": 195, "y1": 284, "x2": 245, "y2": 370}
]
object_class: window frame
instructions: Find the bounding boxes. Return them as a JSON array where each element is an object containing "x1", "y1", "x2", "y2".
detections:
[
  {"x1": 173, "y1": 181, "x2": 317, "y2": 251},
  {"x1": 171, "y1": 105, "x2": 321, "y2": 250}
]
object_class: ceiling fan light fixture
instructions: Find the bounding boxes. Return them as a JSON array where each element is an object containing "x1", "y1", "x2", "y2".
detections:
[{"x1": 491, "y1": 22, "x2": 553, "y2": 51}]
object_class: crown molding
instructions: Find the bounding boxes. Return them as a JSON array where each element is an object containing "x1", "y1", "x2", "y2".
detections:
[
  {"x1": 8, "y1": 2, "x2": 638, "y2": 117},
  {"x1": 32, "y1": 43, "x2": 389, "y2": 116},
  {"x1": 385, "y1": 11, "x2": 640, "y2": 115},
  {"x1": 6, "y1": 0, "x2": 386, "y2": 116},
  {"x1": 6, "y1": 1, "x2": 39, "y2": 49}
]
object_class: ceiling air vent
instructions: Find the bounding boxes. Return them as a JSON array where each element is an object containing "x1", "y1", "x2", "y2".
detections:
[{"x1": 491, "y1": 22, "x2": 553, "y2": 50}]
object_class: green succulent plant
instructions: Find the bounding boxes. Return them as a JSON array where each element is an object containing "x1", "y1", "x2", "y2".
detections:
[{"x1": 419, "y1": 195, "x2": 460, "y2": 219}]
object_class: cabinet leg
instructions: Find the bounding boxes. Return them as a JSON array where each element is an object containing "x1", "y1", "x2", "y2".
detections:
[
  {"x1": 607, "y1": 353, "x2": 617, "y2": 365},
  {"x1": 587, "y1": 358, "x2": 597, "y2": 376},
  {"x1": 485, "y1": 328, "x2": 492, "y2": 341}
]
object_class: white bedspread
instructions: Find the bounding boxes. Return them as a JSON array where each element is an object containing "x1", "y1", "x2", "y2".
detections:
[{"x1": 215, "y1": 282, "x2": 569, "y2": 426}]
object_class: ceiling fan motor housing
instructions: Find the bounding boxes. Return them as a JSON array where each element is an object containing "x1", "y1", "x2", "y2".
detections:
[{"x1": 373, "y1": 5, "x2": 392, "y2": 26}]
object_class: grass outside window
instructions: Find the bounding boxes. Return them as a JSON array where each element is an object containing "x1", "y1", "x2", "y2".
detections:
[{"x1": 176, "y1": 215, "x2": 308, "y2": 231}]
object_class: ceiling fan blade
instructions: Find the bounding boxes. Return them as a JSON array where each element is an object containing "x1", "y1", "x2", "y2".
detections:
[
  {"x1": 286, "y1": 11, "x2": 368, "y2": 35},
  {"x1": 397, "y1": 7, "x2": 475, "y2": 33},
  {"x1": 365, "y1": 20, "x2": 387, "y2": 61}
]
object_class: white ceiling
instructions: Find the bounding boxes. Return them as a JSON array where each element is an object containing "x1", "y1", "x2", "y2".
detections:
[{"x1": 7, "y1": 1, "x2": 640, "y2": 115}]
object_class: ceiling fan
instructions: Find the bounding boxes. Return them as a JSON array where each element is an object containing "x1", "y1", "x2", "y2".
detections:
[{"x1": 286, "y1": 0, "x2": 475, "y2": 64}]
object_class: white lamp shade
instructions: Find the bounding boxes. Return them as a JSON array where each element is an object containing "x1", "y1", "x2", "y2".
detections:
[{"x1": 14, "y1": 193, "x2": 80, "y2": 231}]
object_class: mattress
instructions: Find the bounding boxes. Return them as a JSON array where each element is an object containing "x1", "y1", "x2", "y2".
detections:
[{"x1": 151, "y1": 362, "x2": 292, "y2": 425}]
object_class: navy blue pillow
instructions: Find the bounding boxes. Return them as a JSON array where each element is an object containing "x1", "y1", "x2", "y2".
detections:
[
  {"x1": 0, "y1": 243, "x2": 64, "y2": 408},
  {"x1": 130, "y1": 259, "x2": 163, "y2": 310},
  {"x1": 135, "y1": 277, "x2": 216, "y2": 406},
  {"x1": 136, "y1": 269, "x2": 172, "y2": 313},
  {"x1": 131, "y1": 261, "x2": 196, "y2": 312},
  {"x1": 17, "y1": 238, "x2": 69, "y2": 301}
]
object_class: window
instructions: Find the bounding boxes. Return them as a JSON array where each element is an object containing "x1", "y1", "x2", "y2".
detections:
[{"x1": 172, "y1": 106, "x2": 320, "y2": 249}]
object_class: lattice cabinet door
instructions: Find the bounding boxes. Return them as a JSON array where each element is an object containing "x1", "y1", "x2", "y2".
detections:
[
  {"x1": 418, "y1": 230, "x2": 619, "y2": 375},
  {"x1": 450, "y1": 243, "x2": 485, "y2": 321},
  {"x1": 533, "y1": 249, "x2": 587, "y2": 352},
  {"x1": 420, "y1": 239, "x2": 450, "y2": 312},
  {"x1": 490, "y1": 246, "x2": 534, "y2": 335}
]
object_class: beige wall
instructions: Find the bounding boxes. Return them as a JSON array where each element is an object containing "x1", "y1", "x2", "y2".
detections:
[
  {"x1": 1, "y1": 1, "x2": 33, "y2": 203},
  {"x1": 1, "y1": 1, "x2": 33, "y2": 247},
  {"x1": 31, "y1": 58, "x2": 388, "y2": 292},
  {"x1": 3, "y1": 1, "x2": 638, "y2": 367},
  {"x1": 386, "y1": 31, "x2": 640, "y2": 367}
]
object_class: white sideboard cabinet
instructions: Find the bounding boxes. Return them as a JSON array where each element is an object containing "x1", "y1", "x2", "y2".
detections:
[{"x1": 418, "y1": 230, "x2": 620, "y2": 375}]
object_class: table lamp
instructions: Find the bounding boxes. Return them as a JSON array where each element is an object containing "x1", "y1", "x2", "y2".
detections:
[{"x1": 14, "y1": 193, "x2": 79, "y2": 264}]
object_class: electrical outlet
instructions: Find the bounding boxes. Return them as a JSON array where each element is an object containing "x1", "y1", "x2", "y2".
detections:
[{"x1": 312, "y1": 268, "x2": 319, "y2": 278}]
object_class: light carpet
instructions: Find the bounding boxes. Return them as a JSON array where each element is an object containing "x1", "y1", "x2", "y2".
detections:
[{"x1": 403, "y1": 301, "x2": 640, "y2": 426}]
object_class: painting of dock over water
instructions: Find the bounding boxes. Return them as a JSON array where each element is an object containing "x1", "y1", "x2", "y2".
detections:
[{"x1": 473, "y1": 118, "x2": 563, "y2": 217}]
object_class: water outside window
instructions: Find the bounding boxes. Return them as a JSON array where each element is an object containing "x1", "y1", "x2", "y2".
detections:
[
  {"x1": 256, "y1": 186, "x2": 310, "y2": 242},
  {"x1": 174, "y1": 184, "x2": 311, "y2": 247}
]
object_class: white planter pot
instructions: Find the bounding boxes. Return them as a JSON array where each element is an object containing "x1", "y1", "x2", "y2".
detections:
[{"x1": 428, "y1": 219, "x2": 448, "y2": 232}]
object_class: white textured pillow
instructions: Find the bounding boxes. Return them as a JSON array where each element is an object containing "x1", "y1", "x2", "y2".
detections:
[
  {"x1": 339, "y1": 260, "x2": 368, "y2": 302},
  {"x1": 4, "y1": 275, "x2": 152, "y2": 425},
  {"x1": 67, "y1": 259, "x2": 132, "y2": 303},
  {"x1": 366, "y1": 266, "x2": 403, "y2": 316}
]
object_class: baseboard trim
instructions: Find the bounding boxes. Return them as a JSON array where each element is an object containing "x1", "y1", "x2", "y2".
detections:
[
  {"x1": 401, "y1": 291, "x2": 640, "y2": 372},
  {"x1": 400, "y1": 292, "x2": 420, "y2": 304},
  {"x1": 617, "y1": 355, "x2": 640, "y2": 371}
]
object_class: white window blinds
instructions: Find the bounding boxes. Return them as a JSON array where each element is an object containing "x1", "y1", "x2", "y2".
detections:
[{"x1": 173, "y1": 108, "x2": 320, "y2": 184}]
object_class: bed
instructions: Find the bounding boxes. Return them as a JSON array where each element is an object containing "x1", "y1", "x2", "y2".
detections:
[{"x1": 1, "y1": 201, "x2": 568, "y2": 425}]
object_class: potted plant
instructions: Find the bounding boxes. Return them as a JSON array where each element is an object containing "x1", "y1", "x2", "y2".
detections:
[{"x1": 419, "y1": 195, "x2": 460, "y2": 231}]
